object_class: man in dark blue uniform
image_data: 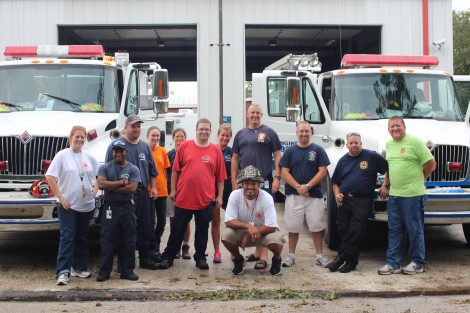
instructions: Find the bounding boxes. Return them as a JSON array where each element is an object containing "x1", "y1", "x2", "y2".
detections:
[
  {"x1": 105, "y1": 114, "x2": 158, "y2": 270},
  {"x1": 327, "y1": 132, "x2": 388, "y2": 273},
  {"x1": 97, "y1": 140, "x2": 141, "y2": 281}
]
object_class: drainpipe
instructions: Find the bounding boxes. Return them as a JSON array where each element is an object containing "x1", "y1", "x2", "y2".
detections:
[{"x1": 422, "y1": 0, "x2": 429, "y2": 55}]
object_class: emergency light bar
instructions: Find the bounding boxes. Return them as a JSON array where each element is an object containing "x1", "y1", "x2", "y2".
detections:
[
  {"x1": 341, "y1": 54, "x2": 439, "y2": 69},
  {"x1": 3, "y1": 45, "x2": 105, "y2": 59}
]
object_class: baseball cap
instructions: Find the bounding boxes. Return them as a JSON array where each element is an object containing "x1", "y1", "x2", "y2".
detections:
[
  {"x1": 125, "y1": 114, "x2": 143, "y2": 125},
  {"x1": 112, "y1": 140, "x2": 127, "y2": 150},
  {"x1": 237, "y1": 165, "x2": 264, "y2": 184}
]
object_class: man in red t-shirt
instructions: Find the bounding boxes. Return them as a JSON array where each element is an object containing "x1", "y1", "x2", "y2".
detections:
[{"x1": 159, "y1": 118, "x2": 227, "y2": 270}]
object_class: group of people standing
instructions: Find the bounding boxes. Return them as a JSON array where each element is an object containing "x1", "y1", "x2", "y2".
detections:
[{"x1": 45, "y1": 104, "x2": 435, "y2": 285}]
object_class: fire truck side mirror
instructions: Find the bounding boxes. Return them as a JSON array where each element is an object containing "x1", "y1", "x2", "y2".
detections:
[
  {"x1": 286, "y1": 77, "x2": 301, "y2": 122},
  {"x1": 152, "y1": 69, "x2": 169, "y2": 113}
]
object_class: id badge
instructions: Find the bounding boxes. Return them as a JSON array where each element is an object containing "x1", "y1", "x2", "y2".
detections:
[
  {"x1": 106, "y1": 208, "x2": 112, "y2": 220},
  {"x1": 264, "y1": 180, "x2": 269, "y2": 189}
]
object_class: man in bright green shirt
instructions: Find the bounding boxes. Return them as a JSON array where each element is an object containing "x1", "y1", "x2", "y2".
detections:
[{"x1": 378, "y1": 116, "x2": 435, "y2": 275}]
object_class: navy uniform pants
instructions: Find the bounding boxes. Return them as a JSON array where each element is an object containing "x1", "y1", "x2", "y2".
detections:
[
  {"x1": 98, "y1": 201, "x2": 136, "y2": 276},
  {"x1": 337, "y1": 196, "x2": 373, "y2": 265}
]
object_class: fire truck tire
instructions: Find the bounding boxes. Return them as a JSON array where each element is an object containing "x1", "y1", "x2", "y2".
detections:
[
  {"x1": 463, "y1": 223, "x2": 470, "y2": 244},
  {"x1": 325, "y1": 175, "x2": 340, "y2": 250}
]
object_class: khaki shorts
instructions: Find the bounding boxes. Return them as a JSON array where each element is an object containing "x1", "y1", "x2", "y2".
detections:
[
  {"x1": 221, "y1": 227, "x2": 285, "y2": 247},
  {"x1": 284, "y1": 195, "x2": 326, "y2": 233}
]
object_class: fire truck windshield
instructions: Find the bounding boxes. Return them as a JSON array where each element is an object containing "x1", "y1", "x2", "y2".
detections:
[
  {"x1": 0, "y1": 64, "x2": 119, "y2": 113},
  {"x1": 332, "y1": 73, "x2": 463, "y2": 121}
]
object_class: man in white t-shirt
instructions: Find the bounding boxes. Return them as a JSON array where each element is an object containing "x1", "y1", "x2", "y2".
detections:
[{"x1": 222, "y1": 165, "x2": 285, "y2": 276}]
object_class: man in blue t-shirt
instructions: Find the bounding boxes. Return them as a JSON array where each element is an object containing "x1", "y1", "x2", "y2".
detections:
[
  {"x1": 105, "y1": 114, "x2": 159, "y2": 270},
  {"x1": 328, "y1": 132, "x2": 388, "y2": 273},
  {"x1": 230, "y1": 104, "x2": 282, "y2": 268},
  {"x1": 97, "y1": 140, "x2": 141, "y2": 282},
  {"x1": 280, "y1": 121, "x2": 330, "y2": 268}
]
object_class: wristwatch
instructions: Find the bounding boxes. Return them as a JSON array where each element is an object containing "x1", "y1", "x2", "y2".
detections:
[
  {"x1": 274, "y1": 175, "x2": 281, "y2": 180},
  {"x1": 306, "y1": 183, "x2": 312, "y2": 190},
  {"x1": 383, "y1": 184, "x2": 390, "y2": 189}
]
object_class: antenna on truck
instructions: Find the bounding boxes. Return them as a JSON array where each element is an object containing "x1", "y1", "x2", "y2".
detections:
[{"x1": 264, "y1": 53, "x2": 322, "y2": 72}]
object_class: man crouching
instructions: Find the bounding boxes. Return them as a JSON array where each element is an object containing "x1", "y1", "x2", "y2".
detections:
[{"x1": 222, "y1": 165, "x2": 284, "y2": 275}]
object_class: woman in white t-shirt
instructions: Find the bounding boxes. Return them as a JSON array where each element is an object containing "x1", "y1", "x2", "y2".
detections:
[{"x1": 46, "y1": 125, "x2": 99, "y2": 286}]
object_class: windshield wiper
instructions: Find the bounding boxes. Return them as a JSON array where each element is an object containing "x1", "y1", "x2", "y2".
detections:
[
  {"x1": 403, "y1": 115, "x2": 433, "y2": 119},
  {"x1": 43, "y1": 94, "x2": 82, "y2": 112},
  {"x1": 0, "y1": 101, "x2": 22, "y2": 111}
]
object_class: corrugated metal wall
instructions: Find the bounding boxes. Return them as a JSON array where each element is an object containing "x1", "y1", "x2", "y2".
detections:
[{"x1": 0, "y1": 0, "x2": 453, "y2": 132}]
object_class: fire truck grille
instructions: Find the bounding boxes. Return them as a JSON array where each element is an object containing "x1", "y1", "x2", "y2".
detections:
[
  {"x1": 0, "y1": 136, "x2": 68, "y2": 176},
  {"x1": 429, "y1": 145, "x2": 469, "y2": 182}
]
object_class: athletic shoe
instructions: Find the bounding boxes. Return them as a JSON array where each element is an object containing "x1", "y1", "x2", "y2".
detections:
[
  {"x1": 56, "y1": 273, "x2": 69, "y2": 286},
  {"x1": 232, "y1": 257, "x2": 245, "y2": 275},
  {"x1": 316, "y1": 254, "x2": 330, "y2": 268},
  {"x1": 402, "y1": 261, "x2": 424, "y2": 275},
  {"x1": 182, "y1": 244, "x2": 191, "y2": 260},
  {"x1": 213, "y1": 250, "x2": 222, "y2": 263},
  {"x1": 70, "y1": 268, "x2": 91, "y2": 278},
  {"x1": 282, "y1": 254, "x2": 295, "y2": 267},
  {"x1": 270, "y1": 257, "x2": 282, "y2": 276},
  {"x1": 196, "y1": 259, "x2": 209, "y2": 270},
  {"x1": 378, "y1": 264, "x2": 402, "y2": 275}
]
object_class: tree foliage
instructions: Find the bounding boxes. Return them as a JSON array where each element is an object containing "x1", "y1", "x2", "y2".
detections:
[{"x1": 453, "y1": 10, "x2": 470, "y2": 74}]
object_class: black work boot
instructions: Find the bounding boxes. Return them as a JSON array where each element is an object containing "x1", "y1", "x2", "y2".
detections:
[
  {"x1": 339, "y1": 261, "x2": 357, "y2": 273},
  {"x1": 326, "y1": 254, "x2": 346, "y2": 272},
  {"x1": 139, "y1": 250, "x2": 158, "y2": 270}
]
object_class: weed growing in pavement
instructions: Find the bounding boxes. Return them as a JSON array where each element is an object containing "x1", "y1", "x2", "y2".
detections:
[
  {"x1": 322, "y1": 291, "x2": 341, "y2": 300},
  {"x1": 163, "y1": 288, "x2": 315, "y2": 301}
]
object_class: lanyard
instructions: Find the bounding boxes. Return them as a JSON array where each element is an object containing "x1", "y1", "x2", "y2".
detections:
[
  {"x1": 244, "y1": 196, "x2": 258, "y2": 218},
  {"x1": 71, "y1": 149, "x2": 86, "y2": 198}
]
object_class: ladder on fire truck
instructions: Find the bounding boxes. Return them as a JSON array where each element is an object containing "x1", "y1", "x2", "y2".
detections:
[{"x1": 264, "y1": 53, "x2": 322, "y2": 72}]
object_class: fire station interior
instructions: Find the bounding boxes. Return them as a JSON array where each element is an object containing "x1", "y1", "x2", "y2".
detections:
[{"x1": 58, "y1": 24, "x2": 381, "y2": 82}]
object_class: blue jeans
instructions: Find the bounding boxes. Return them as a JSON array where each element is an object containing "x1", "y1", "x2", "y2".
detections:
[
  {"x1": 56, "y1": 206, "x2": 93, "y2": 276},
  {"x1": 162, "y1": 203, "x2": 213, "y2": 262},
  {"x1": 386, "y1": 195, "x2": 427, "y2": 268}
]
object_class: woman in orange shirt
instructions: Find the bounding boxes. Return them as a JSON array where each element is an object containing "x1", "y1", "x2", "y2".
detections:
[{"x1": 147, "y1": 126, "x2": 171, "y2": 262}]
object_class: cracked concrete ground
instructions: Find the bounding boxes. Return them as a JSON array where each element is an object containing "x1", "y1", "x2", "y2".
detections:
[{"x1": 0, "y1": 203, "x2": 469, "y2": 311}]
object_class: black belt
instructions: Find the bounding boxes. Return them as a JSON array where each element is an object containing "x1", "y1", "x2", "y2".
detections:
[
  {"x1": 344, "y1": 193, "x2": 374, "y2": 198},
  {"x1": 105, "y1": 200, "x2": 132, "y2": 206}
]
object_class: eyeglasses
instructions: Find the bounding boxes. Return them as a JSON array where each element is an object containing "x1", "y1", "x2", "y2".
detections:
[
  {"x1": 197, "y1": 128, "x2": 211, "y2": 132},
  {"x1": 346, "y1": 132, "x2": 361, "y2": 138}
]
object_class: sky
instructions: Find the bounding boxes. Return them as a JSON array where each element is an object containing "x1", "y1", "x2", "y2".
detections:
[{"x1": 453, "y1": 0, "x2": 470, "y2": 11}]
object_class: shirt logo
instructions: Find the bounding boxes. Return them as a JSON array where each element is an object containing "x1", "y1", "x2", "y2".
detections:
[
  {"x1": 202, "y1": 156, "x2": 211, "y2": 163},
  {"x1": 82, "y1": 162, "x2": 89, "y2": 170},
  {"x1": 360, "y1": 161, "x2": 368, "y2": 169},
  {"x1": 121, "y1": 173, "x2": 130, "y2": 180},
  {"x1": 139, "y1": 153, "x2": 146, "y2": 161},
  {"x1": 256, "y1": 212, "x2": 263, "y2": 218},
  {"x1": 308, "y1": 151, "x2": 317, "y2": 161},
  {"x1": 257, "y1": 133, "x2": 266, "y2": 142},
  {"x1": 400, "y1": 147, "x2": 406, "y2": 155}
]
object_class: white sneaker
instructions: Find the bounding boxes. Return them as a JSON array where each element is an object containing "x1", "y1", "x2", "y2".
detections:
[
  {"x1": 56, "y1": 273, "x2": 69, "y2": 285},
  {"x1": 282, "y1": 254, "x2": 295, "y2": 267},
  {"x1": 316, "y1": 254, "x2": 330, "y2": 268},
  {"x1": 71, "y1": 268, "x2": 91, "y2": 278},
  {"x1": 402, "y1": 261, "x2": 424, "y2": 275},
  {"x1": 378, "y1": 264, "x2": 401, "y2": 275}
]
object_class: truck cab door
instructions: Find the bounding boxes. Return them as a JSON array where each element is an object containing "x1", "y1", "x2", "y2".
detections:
[{"x1": 252, "y1": 71, "x2": 331, "y2": 152}]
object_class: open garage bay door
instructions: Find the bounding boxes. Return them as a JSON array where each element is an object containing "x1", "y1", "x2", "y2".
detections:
[
  {"x1": 58, "y1": 25, "x2": 197, "y2": 81},
  {"x1": 245, "y1": 25, "x2": 381, "y2": 80}
]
